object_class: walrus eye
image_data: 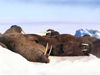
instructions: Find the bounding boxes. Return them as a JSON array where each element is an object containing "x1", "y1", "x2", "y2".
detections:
[{"x1": 34, "y1": 40, "x2": 39, "y2": 43}]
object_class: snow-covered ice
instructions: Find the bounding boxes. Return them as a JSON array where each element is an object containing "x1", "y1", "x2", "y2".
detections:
[
  {"x1": 0, "y1": 46, "x2": 100, "y2": 75},
  {"x1": 0, "y1": 24, "x2": 100, "y2": 75}
]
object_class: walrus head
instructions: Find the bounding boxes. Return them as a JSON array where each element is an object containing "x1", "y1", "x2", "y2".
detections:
[
  {"x1": 4, "y1": 25, "x2": 25, "y2": 34},
  {"x1": 41, "y1": 29, "x2": 60, "y2": 38}
]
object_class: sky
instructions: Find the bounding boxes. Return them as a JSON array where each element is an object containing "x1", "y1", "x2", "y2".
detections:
[{"x1": 0, "y1": 0, "x2": 100, "y2": 23}]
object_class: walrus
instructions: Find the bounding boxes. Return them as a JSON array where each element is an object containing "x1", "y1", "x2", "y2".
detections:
[
  {"x1": 24, "y1": 34, "x2": 85, "y2": 56},
  {"x1": 45, "y1": 29, "x2": 60, "y2": 38},
  {"x1": 41, "y1": 29, "x2": 84, "y2": 55},
  {"x1": 0, "y1": 25, "x2": 50, "y2": 63},
  {"x1": 42, "y1": 29, "x2": 98, "y2": 56},
  {"x1": 0, "y1": 33, "x2": 49, "y2": 63}
]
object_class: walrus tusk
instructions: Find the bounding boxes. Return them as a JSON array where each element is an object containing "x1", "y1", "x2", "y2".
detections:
[
  {"x1": 82, "y1": 49, "x2": 88, "y2": 51},
  {"x1": 48, "y1": 45, "x2": 52, "y2": 57},
  {"x1": 40, "y1": 31, "x2": 51, "y2": 33},
  {"x1": 21, "y1": 30, "x2": 25, "y2": 34},
  {"x1": 44, "y1": 43, "x2": 48, "y2": 55},
  {"x1": 82, "y1": 43, "x2": 89, "y2": 46}
]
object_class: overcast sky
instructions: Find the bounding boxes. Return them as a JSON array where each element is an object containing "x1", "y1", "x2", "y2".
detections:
[{"x1": 0, "y1": 0, "x2": 100, "y2": 23}]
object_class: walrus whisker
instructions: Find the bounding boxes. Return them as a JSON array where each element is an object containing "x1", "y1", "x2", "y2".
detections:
[
  {"x1": 48, "y1": 45, "x2": 52, "y2": 57},
  {"x1": 44, "y1": 43, "x2": 48, "y2": 55}
]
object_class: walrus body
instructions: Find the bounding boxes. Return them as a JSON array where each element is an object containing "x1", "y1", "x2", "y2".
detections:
[
  {"x1": 0, "y1": 33, "x2": 49, "y2": 63},
  {"x1": 0, "y1": 25, "x2": 49, "y2": 63}
]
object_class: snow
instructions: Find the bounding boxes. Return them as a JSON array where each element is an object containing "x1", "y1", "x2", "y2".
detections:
[
  {"x1": 0, "y1": 24, "x2": 100, "y2": 75},
  {"x1": 0, "y1": 46, "x2": 100, "y2": 75}
]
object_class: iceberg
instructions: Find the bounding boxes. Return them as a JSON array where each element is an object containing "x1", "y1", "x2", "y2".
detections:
[{"x1": 75, "y1": 29, "x2": 100, "y2": 38}]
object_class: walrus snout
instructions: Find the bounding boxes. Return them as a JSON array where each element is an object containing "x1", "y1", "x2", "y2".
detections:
[{"x1": 39, "y1": 55, "x2": 50, "y2": 63}]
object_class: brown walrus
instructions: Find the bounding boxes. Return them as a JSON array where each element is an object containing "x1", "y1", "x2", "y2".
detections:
[
  {"x1": 24, "y1": 34, "x2": 85, "y2": 56},
  {"x1": 45, "y1": 29, "x2": 60, "y2": 38},
  {"x1": 0, "y1": 33, "x2": 49, "y2": 63},
  {"x1": 42, "y1": 29, "x2": 98, "y2": 56},
  {"x1": 0, "y1": 25, "x2": 49, "y2": 63}
]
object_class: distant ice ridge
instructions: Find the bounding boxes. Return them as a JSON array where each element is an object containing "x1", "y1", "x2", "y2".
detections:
[{"x1": 75, "y1": 29, "x2": 100, "y2": 38}]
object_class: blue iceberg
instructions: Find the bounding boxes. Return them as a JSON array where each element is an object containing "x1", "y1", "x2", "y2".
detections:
[{"x1": 75, "y1": 29, "x2": 100, "y2": 38}]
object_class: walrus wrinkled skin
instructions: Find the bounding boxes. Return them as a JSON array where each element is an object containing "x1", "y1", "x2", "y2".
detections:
[{"x1": 0, "y1": 33, "x2": 49, "y2": 63}]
